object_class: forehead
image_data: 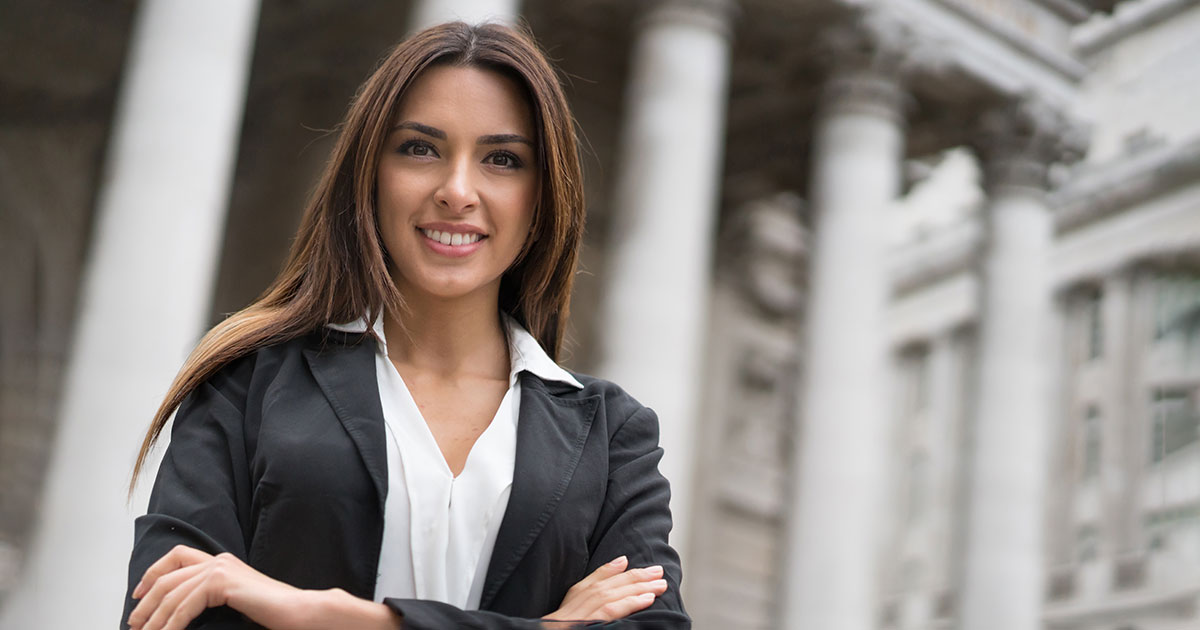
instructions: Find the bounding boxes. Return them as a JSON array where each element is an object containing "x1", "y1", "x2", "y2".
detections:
[{"x1": 393, "y1": 65, "x2": 534, "y2": 135}]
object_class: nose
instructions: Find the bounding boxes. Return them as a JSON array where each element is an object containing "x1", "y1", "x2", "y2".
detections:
[{"x1": 433, "y1": 157, "x2": 480, "y2": 213}]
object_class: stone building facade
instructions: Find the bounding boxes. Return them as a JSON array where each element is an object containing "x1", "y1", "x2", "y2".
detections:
[{"x1": 2, "y1": 0, "x2": 1198, "y2": 629}]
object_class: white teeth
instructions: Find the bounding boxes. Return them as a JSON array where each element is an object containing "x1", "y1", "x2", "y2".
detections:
[{"x1": 420, "y1": 228, "x2": 483, "y2": 246}]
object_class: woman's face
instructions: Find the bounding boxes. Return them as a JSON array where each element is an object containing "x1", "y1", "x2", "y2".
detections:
[{"x1": 376, "y1": 64, "x2": 539, "y2": 305}]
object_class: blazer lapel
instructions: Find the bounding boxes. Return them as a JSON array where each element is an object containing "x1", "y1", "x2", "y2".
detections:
[
  {"x1": 302, "y1": 334, "x2": 388, "y2": 509},
  {"x1": 479, "y1": 373, "x2": 598, "y2": 609}
]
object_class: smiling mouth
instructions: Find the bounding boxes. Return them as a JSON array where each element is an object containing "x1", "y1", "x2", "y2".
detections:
[{"x1": 419, "y1": 228, "x2": 486, "y2": 246}]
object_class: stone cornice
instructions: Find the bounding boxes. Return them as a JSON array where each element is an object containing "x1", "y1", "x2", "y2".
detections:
[
  {"x1": 856, "y1": 0, "x2": 1086, "y2": 104},
  {"x1": 1042, "y1": 581, "x2": 1200, "y2": 628},
  {"x1": 926, "y1": 0, "x2": 1089, "y2": 82},
  {"x1": 1072, "y1": 0, "x2": 1200, "y2": 56},
  {"x1": 1053, "y1": 136, "x2": 1200, "y2": 232},
  {"x1": 1031, "y1": 0, "x2": 1093, "y2": 22}
]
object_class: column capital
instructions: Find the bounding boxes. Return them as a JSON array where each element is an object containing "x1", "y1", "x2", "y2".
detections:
[
  {"x1": 822, "y1": 9, "x2": 952, "y2": 74},
  {"x1": 815, "y1": 9, "x2": 946, "y2": 122},
  {"x1": 639, "y1": 0, "x2": 740, "y2": 39},
  {"x1": 818, "y1": 71, "x2": 910, "y2": 123},
  {"x1": 820, "y1": 10, "x2": 911, "y2": 72},
  {"x1": 973, "y1": 97, "x2": 1089, "y2": 195}
]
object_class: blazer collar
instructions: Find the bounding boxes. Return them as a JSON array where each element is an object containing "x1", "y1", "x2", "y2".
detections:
[
  {"x1": 302, "y1": 332, "x2": 389, "y2": 509},
  {"x1": 302, "y1": 330, "x2": 599, "y2": 609},
  {"x1": 480, "y1": 372, "x2": 598, "y2": 609}
]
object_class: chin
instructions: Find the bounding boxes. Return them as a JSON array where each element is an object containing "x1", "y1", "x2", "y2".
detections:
[{"x1": 412, "y1": 277, "x2": 494, "y2": 302}]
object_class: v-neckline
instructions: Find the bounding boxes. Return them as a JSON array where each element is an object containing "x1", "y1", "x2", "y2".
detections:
[{"x1": 382, "y1": 359, "x2": 512, "y2": 480}]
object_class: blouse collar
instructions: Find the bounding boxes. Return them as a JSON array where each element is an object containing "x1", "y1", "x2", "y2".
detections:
[{"x1": 327, "y1": 312, "x2": 583, "y2": 390}]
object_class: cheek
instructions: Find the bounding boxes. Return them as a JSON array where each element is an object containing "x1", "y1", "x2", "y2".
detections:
[
  {"x1": 505, "y1": 189, "x2": 538, "y2": 253},
  {"x1": 375, "y1": 172, "x2": 422, "y2": 244},
  {"x1": 511, "y1": 179, "x2": 538, "y2": 231}
]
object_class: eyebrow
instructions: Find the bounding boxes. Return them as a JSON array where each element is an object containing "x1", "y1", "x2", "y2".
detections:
[
  {"x1": 393, "y1": 121, "x2": 533, "y2": 147},
  {"x1": 394, "y1": 121, "x2": 445, "y2": 139},
  {"x1": 477, "y1": 133, "x2": 534, "y2": 147}
]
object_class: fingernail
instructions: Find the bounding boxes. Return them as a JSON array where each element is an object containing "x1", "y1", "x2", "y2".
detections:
[
  {"x1": 652, "y1": 579, "x2": 668, "y2": 588},
  {"x1": 648, "y1": 565, "x2": 663, "y2": 575},
  {"x1": 609, "y1": 555, "x2": 627, "y2": 566},
  {"x1": 133, "y1": 580, "x2": 143, "y2": 598},
  {"x1": 640, "y1": 592, "x2": 655, "y2": 600}
]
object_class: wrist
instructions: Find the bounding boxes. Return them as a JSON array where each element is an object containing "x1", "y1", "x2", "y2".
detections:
[{"x1": 314, "y1": 588, "x2": 401, "y2": 630}]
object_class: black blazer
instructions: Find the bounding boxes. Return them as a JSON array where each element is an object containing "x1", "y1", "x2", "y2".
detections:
[{"x1": 121, "y1": 330, "x2": 688, "y2": 629}]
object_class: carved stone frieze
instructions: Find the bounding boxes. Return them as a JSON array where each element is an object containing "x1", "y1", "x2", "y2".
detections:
[
  {"x1": 717, "y1": 191, "x2": 807, "y2": 319},
  {"x1": 717, "y1": 338, "x2": 797, "y2": 516}
]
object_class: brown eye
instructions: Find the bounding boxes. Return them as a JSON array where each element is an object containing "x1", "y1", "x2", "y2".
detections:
[
  {"x1": 398, "y1": 139, "x2": 437, "y2": 158},
  {"x1": 487, "y1": 151, "x2": 522, "y2": 169}
]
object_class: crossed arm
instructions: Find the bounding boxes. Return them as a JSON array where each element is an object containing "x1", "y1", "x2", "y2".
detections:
[
  {"x1": 126, "y1": 546, "x2": 666, "y2": 630},
  {"x1": 123, "y1": 374, "x2": 684, "y2": 629}
]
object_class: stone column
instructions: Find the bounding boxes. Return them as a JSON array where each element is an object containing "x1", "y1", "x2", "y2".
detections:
[
  {"x1": 958, "y1": 99, "x2": 1085, "y2": 630},
  {"x1": 1101, "y1": 270, "x2": 1137, "y2": 559},
  {"x1": 409, "y1": 0, "x2": 520, "y2": 32},
  {"x1": 1045, "y1": 293, "x2": 1078, "y2": 569},
  {"x1": 1123, "y1": 270, "x2": 1154, "y2": 553},
  {"x1": 780, "y1": 15, "x2": 911, "y2": 630},
  {"x1": 0, "y1": 0, "x2": 260, "y2": 626},
  {"x1": 927, "y1": 331, "x2": 965, "y2": 591},
  {"x1": 596, "y1": 0, "x2": 736, "y2": 562}
]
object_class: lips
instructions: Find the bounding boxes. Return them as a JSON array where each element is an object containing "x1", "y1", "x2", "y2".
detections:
[
  {"x1": 419, "y1": 228, "x2": 483, "y2": 246},
  {"x1": 415, "y1": 225, "x2": 487, "y2": 258}
]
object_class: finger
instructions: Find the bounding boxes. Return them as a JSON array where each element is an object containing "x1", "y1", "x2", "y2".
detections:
[
  {"x1": 129, "y1": 564, "x2": 205, "y2": 628},
  {"x1": 570, "y1": 565, "x2": 664, "y2": 618},
  {"x1": 550, "y1": 559, "x2": 661, "y2": 623},
  {"x1": 611, "y1": 578, "x2": 668, "y2": 600},
  {"x1": 583, "y1": 577, "x2": 667, "y2": 616},
  {"x1": 570, "y1": 556, "x2": 628, "y2": 594},
  {"x1": 144, "y1": 570, "x2": 207, "y2": 630},
  {"x1": 593, "y1": 591, "x2": 658, "y2": 621},
  {"x1": 593, "y1": 564, "x2": 663, "y2": 590},
  {"x1": 161, "y1": 579, "x2": 214, "y2": 630},
  {"x1": 135, "y1": 545, "x2": 212, "y2": 599}
]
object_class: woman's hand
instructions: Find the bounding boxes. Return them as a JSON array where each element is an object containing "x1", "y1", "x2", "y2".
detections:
[
  {"x1": 128, "y1": 545, "x2": 398, "y2": 630},
  {"x1": 542, "y1": 556, "x2": 668, "y2": 624}
]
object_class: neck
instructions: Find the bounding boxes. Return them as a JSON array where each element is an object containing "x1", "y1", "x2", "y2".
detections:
[{"x1": 382, "y1": 289, "x2": 509, "y2": 381}]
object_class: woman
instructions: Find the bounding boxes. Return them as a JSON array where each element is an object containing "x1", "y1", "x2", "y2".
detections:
[{"x1": 121, "y1": 21, "x2": 687, "y2": 630}]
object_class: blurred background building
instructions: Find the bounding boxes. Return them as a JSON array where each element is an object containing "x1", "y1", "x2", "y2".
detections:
[{"x1": 1, "y1": 0, "x2": 1198, "y2": 628}]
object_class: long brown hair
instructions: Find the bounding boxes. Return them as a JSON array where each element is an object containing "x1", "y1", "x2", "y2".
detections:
[{"x1": 130, "y1": 21, "x2": 585, "y2": 492}]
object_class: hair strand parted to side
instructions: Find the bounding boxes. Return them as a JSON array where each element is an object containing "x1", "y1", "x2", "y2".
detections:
[{"x1": 129, "y1": 21, "x2": 585, "y2": 496}]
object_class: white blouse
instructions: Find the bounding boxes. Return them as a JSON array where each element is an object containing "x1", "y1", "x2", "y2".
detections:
[{"x1": 328, "y1": 313, "x2": 582, "y2": 609}]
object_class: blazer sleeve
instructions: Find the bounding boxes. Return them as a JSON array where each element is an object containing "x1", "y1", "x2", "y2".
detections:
[
  {"x1": 383, "y1": 403, "x2": 689, "y2": 629},
  {"x1": 121, "y1": 367, "x2": 258, "y2": 630},
  {"x1": 582, "y1": 404, "x2": 688, "y2": 627}
]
